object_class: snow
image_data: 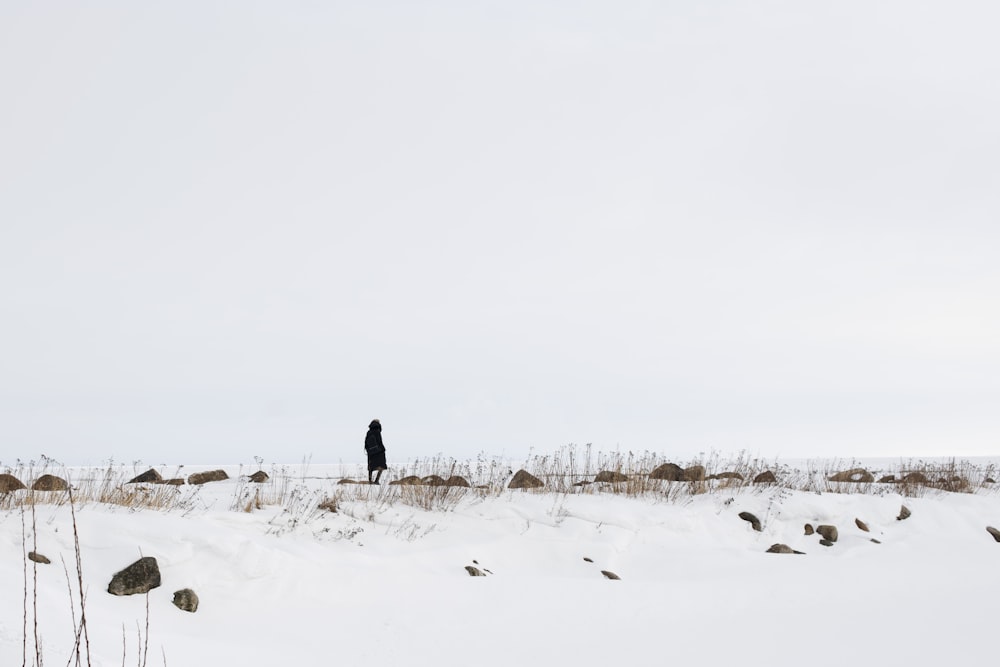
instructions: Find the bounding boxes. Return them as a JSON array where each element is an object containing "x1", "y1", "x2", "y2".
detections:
[{"x1": 2, "y1": 461, "x2": 999, "y2": 666}]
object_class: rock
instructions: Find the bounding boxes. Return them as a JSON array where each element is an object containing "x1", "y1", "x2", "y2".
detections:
[
  {"x1": 816, "y1": 525, "x2": 838, "y2": 542},
  {"x1": 188, "y1": 470, "x2": 228, "y2": 485},
  {"x1": 819, "y1": 539, "x2": 835, "y2": 547},
  {"x1": 248, "y1": 471, "x2": 269, "y2": 483},
  {"x1": 508, "y1": 470, "x2": 544, "y2": 489},
  {"x1": 986, "y1": 526, "x2": 1000, "y2": 543},
  {"x1": 583, "y1": 557, "x2": 594, "y2": 563},
  {"x1": 649, "y1": 463, "x2": 684, "y2": 481},
  {"x1": 162, "y1": 478, "x2": 185, "y2": 486},
  {"x1": 901, "y1": 472, "x2": 929, "y2": 484},
  {"x1": 738, "y1": 511, "x2": 762, "y2": 532},
  {"x1": 594, "y1": 470, "x2": 629, "y2": 483},
  {"x1": 709, "y1": 471, "x2": 745, "y2": 481},
  {"x1": 871, "y1": 539, "x2": 882, "y2": 544},
  {"x1": 388, "y1": 476, "x2": 422, "y2": 486},
  {"x1": 753, "y1": 471, "x2": 777, "y2": 485},
  {"x1": 682, "y1": 465, "x2": 706, "y2": 481},
  {"x1": 337, "y1": 478, "x2": 360, "y2": 485},
  {"x1": 126, "y1": 469, "x2": 162, "y2": 484},
  {"x1": 601, "y1": 570, "x2": 621, "y2": 580},
  {"x1": 878, "y1": 475, "x2": 896, "y2": 483},
  {"x1": 766, "y1": 544, "x2": 804, "y2": 554},
  {"x1": 855, "y1": 518, "x2": 870, "y2": 532},
  {"x1": 573, "y1": 481, "x2": 592, "y2": 487},
  {"x1": 804, "y1": 524, "x2": 814, "y2": 535},
  {"x1": 986, "y1": 477, "x2": 996, "y2": 484},
  {"x1": 32, "y1": 474, "x2": 68, "y2": 491},
  {"x1": 172, "y1": 589, "x2": 199, "y2": 613},
  {"x1": 108, "y1": 557, "x2": 161, "y2": 596},
  {"x1": 828, "y1": 468, "x2": 875, "y2": 483},
  {"x1": 0, "y1": 473, "x2": 27, "y2": 492},
  {"x1": 465, "y1": 566, "x2": 486, "y2": 577},
  {"x1": 897, "y1": 505, "x2": 911, "y2": 521},
  {"x1": 445, "y1": 476, "x2": 472, "y2": 488},
  {"x1": 28, "y1": 551, "x2": 50, "y2": 565},
  {"x1": 422, "y1": 475, "x2": 447, "y2": 486}
]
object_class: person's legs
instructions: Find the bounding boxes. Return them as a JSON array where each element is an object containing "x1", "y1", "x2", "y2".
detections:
[
  {"x1": 368, "y1": 469, "x2": 374, "y2": 484},
  {"x1": 374, "y1": 469, "x2": 383, "y2": 484}
]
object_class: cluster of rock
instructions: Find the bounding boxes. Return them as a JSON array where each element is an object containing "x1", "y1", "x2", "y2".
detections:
[
  {"x1": 126, "y1": 468, "x2": 244, "y2": 486},
  {"x1": 0, "y1": 473, "x2": 70, "y2": 492},
  {"x1": 107, "y1": 556, "x2": 199, "y2": 613},
  {"x1": 829, "y1": 468, "x2": 975, "y2": 492}
]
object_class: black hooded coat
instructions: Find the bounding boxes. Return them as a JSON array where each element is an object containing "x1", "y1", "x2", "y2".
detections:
[{"x1": 364, "y1": 420, "x2": 387, "y2": 471}]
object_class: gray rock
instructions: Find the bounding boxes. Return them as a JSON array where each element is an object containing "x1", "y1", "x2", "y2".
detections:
[
  {"x1": 465, "y1": 566, "x2": 486, "y2": 577},
  {"x1": 32, "y1": 474, "x2": 68, "y2": 491},
  {"x1": 594, "y1": 470, "x2": 629, "y2": 483},
  {"x1": 753, "y1": 471, "x2": 777, "y2": 484},
  {"x1": 388, "y1": 475, "x2": 422, "y2": 486},
  {"x1": 766, "y1": 544, "x2": 804, "y2": 554},
  {"x1": 0, "y1": 473, "x2": 26, "y2": 492},
  {"x1": 828, "y1": 468, "x2": 875, "y2": 483},
  {"x1": 738, "y1": 511, "x2": 762, "y2": 532},
  {"x1": 819, "y1": 539, "x2": 834, "y2": 547},
  {"x1": 583, "y1": 557, "x2": 593, "y2": 563},
  {"x1": 28, "y1": 551, "x2": 50, "y2": 565},
  {"x1": 188, "y1": 470, "x2": 228, "y2": 485},
  {"x1": 422, "y1": 475, "x2": 447, "y2": 486},
  {"x1": 108, "y1": 557, "x2": 161, "y2": 596},
  {"x1": 986, "y1": 526, "x2": 1000, "y2": 543},
  {"x1": 601, "y1": 570, "x2": 621, "y2": 580},
  {"x1": 127, "y1": 469, "x2": 162, "y2": 484},
  {"x1": 172, "y1": 588, "x2": 199, "y2": 613},
  {"x1": 878, "y1": 475, "x2": 896, "y2": 483},
  {"x1": 248, "y1": 470, "x2": 269, "y2": 483},
  {"x1": 682, "y1": 465, "x2": 706, "y2": 482},
  {"x1": 855, "y1": 518, "x2": 870, "y2": 532},
  {"x1": 804, "y1": 523, "x2": 814, "y2": 535},
  {"x1": 649, "y1": 463, "x2": 684, "y2": 481},
  {"x1": 445, "y1": 476, "x2": 471, "y2": 487},
  {"x1": 162, "y1": 478, "x2": 185, "y2": 486},
  {"x1": 871, "y1": 539, "x2": 882, "y2": 544},
  {"x1": 508, "y1": 470, "x2": 544, "y2": 489},
  {"x1": 816, "y1": 525, "x2": 838, "y2": 542},
  {"x1": 901, "y1": 472, "x2": 929, "y2": 484},
  {"x1": 897, "y1": 505, "x2": 911, "y2": 521}
]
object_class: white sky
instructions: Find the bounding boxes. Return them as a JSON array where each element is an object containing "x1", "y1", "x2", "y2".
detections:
[{"x1": 2, "y1": 1, "x2": 998, "y2": 465}]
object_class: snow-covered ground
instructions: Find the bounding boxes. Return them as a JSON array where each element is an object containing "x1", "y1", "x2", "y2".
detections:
[{"x1": 2, "y1": 459, "x2": 999, "y2": 666}]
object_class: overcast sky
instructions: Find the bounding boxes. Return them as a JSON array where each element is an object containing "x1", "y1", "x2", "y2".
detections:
[{"x1": 2, "y1": 1, "x2": 998, "y2": 466}]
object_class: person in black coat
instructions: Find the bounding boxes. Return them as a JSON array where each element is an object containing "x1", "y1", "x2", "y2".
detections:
[{"x1": 365, "y1": 419, "x2": 388, "y2": 484}]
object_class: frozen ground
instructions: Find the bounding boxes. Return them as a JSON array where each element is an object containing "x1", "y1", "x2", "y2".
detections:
[{"x1": 2, "y1": 459, "x2": 999, "y2": 666}]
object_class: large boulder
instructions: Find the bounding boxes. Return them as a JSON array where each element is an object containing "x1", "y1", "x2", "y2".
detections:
[
  {"x1": 127, "y1": 469, "x2": 162, "y2": 484},
  {"x1": 445, "y1": 476, "x2": 471, "y2": 488},
  {"x1": 0, "y1": 473, "x2": 26, "y2": 492},
  {"x1": 594, "y1": 470, "x2": 629, "y2": 483},
  {"x1": 753, "y1": 471, "x2": 777, "y2": 485},
  {"x1": 32, "y1": 474, "x2": 68, "y2": 491},
  {"x1": 649, "y1": 463, "x2": 684, "y2": 481},
  {"x1": 172, "y1": 589, "x2": 199, "y2": 613},
  {"x1": 508, "y1": 470, "x2": 544, "y2": 489},
  {"x1": 828, "y1": 468, "x2": 874, "y2": 483},
  {"x1": 108, "y1": 557, "x2": 161, "y2": 596},
  {"x1": 188, "y1": 470, "x2": 229, "y2": 485},
  {"x1": 682, "y1": 465, "x2": 706, "y2": 482}
]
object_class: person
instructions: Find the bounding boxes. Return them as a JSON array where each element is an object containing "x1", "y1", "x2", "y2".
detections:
[{"x1": 364, "y1": 419, "x2": 387, "y2": 484}]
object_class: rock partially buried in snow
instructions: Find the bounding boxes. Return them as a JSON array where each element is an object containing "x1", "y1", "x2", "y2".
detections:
[
  {"x1": 172, "y1": 588, "x2": 199, "y2": 612},
  {"x1": 828, "y1": 468, "x2": 875, "y2": 483},
  {"x1": 901, "y1": 472, "x2": 929, "y2": 484},
  {"x1": 28, "y1": 551, "x2": 50, "y2": 564},
  {"x1": 108, "y1": 557, "x2": 161, "y2": 596},
  {"x1": 986, "y1": 526, "x2": 1000, "y2": 543},
  {"x1": 804, "y1": 524, "x2": 815, "y2": 535},
  {"x1": 422, "y1": 475, "x2": 446, "y2": 486},
  {"x1": 188, "y1": 470, "x2": 229, "y2": 485},
  {"x1": 32, "y1": 474, "x2": 68, "y2": 491},
  {"x1": 766, "y1": 544, "x2": 804, "y2": 554},
  {"x1": 709, "y1": 471, "x2": 744, "y2": 481},
  {"x1": 897, "y1": 505, "x2": 912, "y2": 521},
  {"x1": 816, "y1": 525, "x2": 838, "y2": 542},
  {"x1": 465, "y1": 566, "x2": 486, "y2": 577},
  {"x1": 855, "y1": 518, "x2": 870, "y2": 532},
  {"x1": 601, "y1": 570, "x2": 621, "y2": 580},
  {"x1": 819, "y1": 539, "x2": 835, "y2": 547},
  {"x1": 163, "y1": 478, "x2": 185, "y2": 486},
  {"x1": 753, "y1": 471, "x2": 777, "y2": 485},
  {"x1": 508, "y1": 470, "x2": 544, "y2": 489},
  {"x1": 682, "y1": 465, "x2": 706, "y2": 481},
  {"x1": 126, "y1": 469, "x2": 162, "y2": 484},
  {"x1": 649, "y1": 463, "x2": 684, "y2": 481},
  {"x1": 594, "y1": 470, "x2": 629, "y2": 483},
  {"x1": 878, "y1": 475, "x2": 896, "y2": 483},
  {"x1": 0, "y1": 473, "x2": 26, "y2": 492},
  {"x1": 738, "y1": 511, "x2": 762, "y2": 532},
  {"x1": 249, "y1": 470, "x2": 269, "y2": 483},
  {"x1": 445, "y1": 476, "x2": 472, "y2": 487},
  {"x1": 389, "y1": 476, "x2": 422, "y2": 486}
]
